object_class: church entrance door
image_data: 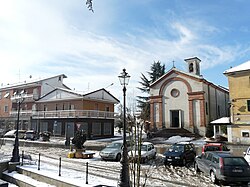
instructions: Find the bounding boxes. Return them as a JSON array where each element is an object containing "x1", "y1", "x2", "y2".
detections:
[{"x1": 171, "y1": 110, "x2": 180, "y2": 128}]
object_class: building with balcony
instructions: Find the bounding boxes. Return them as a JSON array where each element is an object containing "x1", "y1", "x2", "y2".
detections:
[
  {"x1": 149, "y1": 57, "x2": 229, "y2": 136},
  {"x1": 224, "y1": 61, "x2": 250, "y2": 144},
  {"x1": 0, "y1": 74, "x2": 119, "y2": 139}
]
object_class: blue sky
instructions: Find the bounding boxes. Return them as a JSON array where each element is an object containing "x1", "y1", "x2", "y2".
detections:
[{"x1": 0, "y1": 0, "x2": 250, "y2": 105}]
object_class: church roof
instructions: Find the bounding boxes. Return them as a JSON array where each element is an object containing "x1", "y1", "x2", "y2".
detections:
[
  {"x1": 150, "y1": 67, "x2": 203, "y2": 87},
  {"x1": 150, "y1": 67, "x2": 228, "y2": 93}
]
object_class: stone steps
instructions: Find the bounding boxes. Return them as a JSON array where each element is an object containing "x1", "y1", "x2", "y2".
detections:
[{"x1": 152, "y1": 128, "x2": 199, "y2": 138}]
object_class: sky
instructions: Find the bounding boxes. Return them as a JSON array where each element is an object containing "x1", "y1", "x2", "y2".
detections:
[{"x1": 1, "y1": 0, "x2": 250, "y2": 106}]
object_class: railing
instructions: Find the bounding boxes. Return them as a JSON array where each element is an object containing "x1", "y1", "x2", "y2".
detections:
[{"x1": 10, "y1": 110, "x2": 118, "y2": 119}]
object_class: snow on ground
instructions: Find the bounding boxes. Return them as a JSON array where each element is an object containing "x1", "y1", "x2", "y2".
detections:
[
  {"x1": 16, "y1": 163, "x2": 117, "y2": 187},
  {"x1": 0, "y1": 135, "x2": 216, "y2": 187}
]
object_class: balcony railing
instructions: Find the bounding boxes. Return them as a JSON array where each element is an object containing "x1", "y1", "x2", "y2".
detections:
[{"x1": 10, "y1": 110, "x2": 118, "y2": 119}]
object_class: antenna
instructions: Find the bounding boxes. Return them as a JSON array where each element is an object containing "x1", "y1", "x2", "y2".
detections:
[{"x1": 105, "y1": 83, "x2": 114, "y2": 89}]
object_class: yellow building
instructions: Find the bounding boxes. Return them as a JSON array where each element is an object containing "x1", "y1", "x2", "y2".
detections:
[{"x1": 224, "y1": 61, "x2": 250, "y2": 144}]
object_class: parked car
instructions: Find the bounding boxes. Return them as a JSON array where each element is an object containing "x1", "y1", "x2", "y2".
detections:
[
  {"x1": 99, "y1": 140, "x2": 132, "y2": 161},
  {"x1": 129, "y1": 142, "x2": 156, "y2": 163},
  {"x1": 3, "y1": 130, "x2": 16, "y2": 138},
  {"x1": 24, "y1": 130, "x2": 39, "y2": 140},
  {"x1": 164, "y1": 142, "x2": 196, "y2": 166},
  {"x1": 3, "y1": 130, "x2": 26, "y2": 139},
  {"x1": 243, "y1": 146, "x2": 250, "y2": 165},
  {"x1": 194, "y1": 151, "x2": 250, "y2": 185},
  {"x1": 202, "y1": 142, "x2": 230, "y2": 153}
]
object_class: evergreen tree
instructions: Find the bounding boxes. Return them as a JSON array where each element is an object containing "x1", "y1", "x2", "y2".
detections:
[{"x1": 137, "y1": 61, "x2": 165, "y2": 122}]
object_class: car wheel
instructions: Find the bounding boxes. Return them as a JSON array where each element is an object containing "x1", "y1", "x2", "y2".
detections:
[
  {"x1": 153, "y1": 152, "x2": 156, "y2": 159},
  {"x1": 182, "y1": 158, "x2": 186, "y2": 166},
  {"x1": 116, "y1": 153, "x2": 121, "y2": 161},
  {"x1": 210, "y1": 171, "x2": 218, "y2": 184},
  {"x1": 194, "y1": 162, "x2": 200, "y2": 172},
  {"x1": 143, "y1": 157, "x2": 148, "y2": 163}
]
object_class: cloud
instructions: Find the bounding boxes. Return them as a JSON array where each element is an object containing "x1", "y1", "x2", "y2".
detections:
[{"x1": 0, "y1": 0, "x2": 247, "y2": 105}]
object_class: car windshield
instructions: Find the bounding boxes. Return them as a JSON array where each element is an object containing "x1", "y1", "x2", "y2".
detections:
[
  {"x1": 169, "y1": 145, "x2": 184, "y2": 152},
  {"x1": 223, "y1": 157, "x2": 248, "y2": 166},
  {"x1": 106, "y1": 143, "x2": 122, "y2": 148}
]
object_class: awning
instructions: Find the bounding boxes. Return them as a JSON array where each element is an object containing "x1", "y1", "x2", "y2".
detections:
[{"x1": 210, "y1": 117, "x2": 231, "y2": 125}]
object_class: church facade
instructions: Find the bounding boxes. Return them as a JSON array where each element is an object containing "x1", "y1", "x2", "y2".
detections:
[{"x1": 149, "y1": 57, "x2": 229, "y2": 136}]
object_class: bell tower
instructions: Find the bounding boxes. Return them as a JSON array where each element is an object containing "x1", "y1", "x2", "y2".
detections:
[{"x1": 185, "y1": 57, "x2": 201, "y2": 76}]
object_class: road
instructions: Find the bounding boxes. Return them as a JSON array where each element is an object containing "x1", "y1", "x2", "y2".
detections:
[{"x1": 1, "y1": 143, "x2": 219, "y2": 187}]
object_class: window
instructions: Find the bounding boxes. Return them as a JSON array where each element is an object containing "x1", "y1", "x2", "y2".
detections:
[
  {"x1": 247, "y1": 100, "x2": 250, "y2": 111},
  {"x1": 170, "y1": 89, "x2": 180, "y2": 98},
  {"x1": 53, "y1": 121, "x2": 62, "y2": 135},
  {"x1": 206, "y1": 153, "x2": 213, "y2": 161},
  {"x1": 105, "y1": 106, "x2": 110, "y2": 112},
  {"x1": 78, "y1": 122, "x2": 88, "y2": 133},
  {"x1": 69, "y1": 104, "x2": 74, "y2": 110},
  {"x1": 206, "y1": 102, "x2": 208, "y2": 115},
  {"x1": 40, "y1": 122, "x2": 48, "y2": 132},
  {"x1": 242, "y1": 131, "x2": 250, "y2": 138},
  {"x1": 4, "y1": 105, "x2": 8, "y2": 113},
  {"x1": 92, "y1": 122, "x2": 101, "y2": 135},
  {"x1": 213, "y1": 156, "x2": 219, "y2": 164},
  {"x1": 95, "y1": 103, "x2": 99, "y2": 110},
  {"x1": 104, "y1": 123, "x2": 111, "y2": 135}
]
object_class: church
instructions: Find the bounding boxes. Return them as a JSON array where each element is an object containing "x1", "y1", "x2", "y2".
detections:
[{"x1": 149, "y1": 57, "x2": 229, "y2": 136}]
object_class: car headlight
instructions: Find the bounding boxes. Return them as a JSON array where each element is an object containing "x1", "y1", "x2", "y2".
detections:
[{"x1": 175, "y1": 157, "x2": 180, "y2": 159}]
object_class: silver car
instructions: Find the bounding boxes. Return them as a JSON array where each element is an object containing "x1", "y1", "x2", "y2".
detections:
[{"x1": 100, "y1": 141, "x2": 128, "y2": 161}]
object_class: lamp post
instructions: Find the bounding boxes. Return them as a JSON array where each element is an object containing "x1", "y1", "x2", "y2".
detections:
[
  {"x1": 118, "y1": 68, "x2": 130, "y2": 187},
  {"x1": 10, "y1": 90, "x2": 28, "y2": 163}
]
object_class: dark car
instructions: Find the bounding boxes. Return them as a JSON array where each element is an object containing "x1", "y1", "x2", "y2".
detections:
[
  {"x1": 194, "y1": 151, "x2": 250, "y2": 185},
  {"x1": 164, "y1": 142, "x2": 196, "y2": 166},
  {"x1": 202, "y1": 142, "x2": 230, "y2": 153}
]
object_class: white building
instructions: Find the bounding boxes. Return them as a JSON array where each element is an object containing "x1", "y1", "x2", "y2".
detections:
[{"x1": 149, "y1": 57, "x2": 229, "y2": 136}]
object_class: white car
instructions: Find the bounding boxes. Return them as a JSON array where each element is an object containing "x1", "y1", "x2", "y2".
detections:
[
  {"x1": 129, "y1": 142, "x2": 156, "y2": 163},
  {"x1": 244, "y1": 146, "x2": 250, "y2": 165}
]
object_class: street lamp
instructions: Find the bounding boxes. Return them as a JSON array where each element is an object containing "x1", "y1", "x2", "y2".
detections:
[
  {"x1": 10, "y1": 90, "x2": 29, "y2": 163},
  {"x1": 118, "y1": 68, "x2": 130, "y2": 187}
]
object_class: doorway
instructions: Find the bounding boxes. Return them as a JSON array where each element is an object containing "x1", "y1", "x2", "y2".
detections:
[{"x1": 171, "y1": 110, "x2": 180, "y2": 128}]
